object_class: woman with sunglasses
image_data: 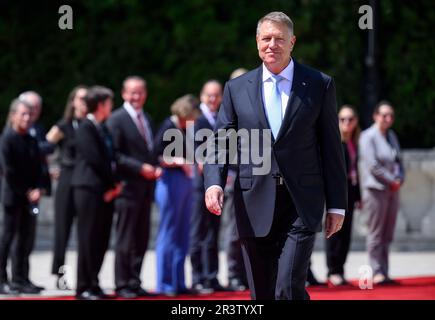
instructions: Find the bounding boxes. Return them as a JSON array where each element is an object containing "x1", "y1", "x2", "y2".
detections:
[
  {"x1": 326, "y1": 105, "x2": 361, "y2": 286},
  {"x1": 358, "y1": 100, "x2": 405, "y2": 285}
]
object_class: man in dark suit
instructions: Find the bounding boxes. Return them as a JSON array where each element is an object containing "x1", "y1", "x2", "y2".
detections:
[
  {"x1": 0, "y1": 99, "x2": 44, "y2": 295},
  {"x1": 71, "y1": 86, "x2": 121, "y2": 300},
  {"x1": 204, "y1": 12, "x2": 347, "y2": 300},
  {"x1": 190, "y1": 80, "x2": 225, "y2": 293},
  {"x1": 19, "y1": 91, "x2": 54, "y2": 197},
  {"x1": 106, "y1": 76, "x2": 161, "y2": 298}
]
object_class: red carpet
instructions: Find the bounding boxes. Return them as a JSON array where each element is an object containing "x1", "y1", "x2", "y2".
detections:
[{"x1": 4, "y1": 276, "x2": 435, "y2": 300}]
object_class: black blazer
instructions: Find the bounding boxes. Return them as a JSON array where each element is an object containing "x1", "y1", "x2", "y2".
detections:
[
  {"x1": 30, "y1": 122, "x2": 54, "y2": 195},
  {"x1": 106, "y1": 107, "x2": 156, "y2": 198},
  {"x1": 204, "y1": 61, "x2": 347, "y2": 237},
  {"x1": 0, "y1": 127, "x2": 42, "y2": 206},
  {"x1": 71, "y1": 118, "x2": 116, "y2": 194}
]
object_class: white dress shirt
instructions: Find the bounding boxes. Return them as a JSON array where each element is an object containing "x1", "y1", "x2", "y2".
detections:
[
  {"x1": 262, "y1": 59, "x2": 294, "y2": 120},
  {"x1": 199, "y1": 102, "x2": 217, "y2": 128}
]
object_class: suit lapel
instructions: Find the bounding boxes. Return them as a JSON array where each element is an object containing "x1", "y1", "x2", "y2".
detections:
[
  {"x1": 275, "y1": 61, "x2": 309, "y2": 143},
  {"x1": 246, "y1": 67, "x2": 270, "y2": 130},
  {"x1": 121, "y1": 107, "x2": 147, "y2": 142}
]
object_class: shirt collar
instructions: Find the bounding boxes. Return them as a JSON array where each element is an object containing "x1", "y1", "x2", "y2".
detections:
[
  {"x1": 262, "y1": 59, "x2": 294, "y2": 82},
  {"x1": 123, "y1": 101, "x2": 143, "y2": 118},
  {"x1": 86, "y1": 113, "x2": 99, "y2": 126},
  {"x1": 199, "y1": 102, "x2": 217, "y2": 117}
]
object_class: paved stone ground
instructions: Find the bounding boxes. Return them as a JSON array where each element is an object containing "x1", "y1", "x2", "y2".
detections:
[{"x1": 0, "y1": 250, "x2": 434, "y2": 298}]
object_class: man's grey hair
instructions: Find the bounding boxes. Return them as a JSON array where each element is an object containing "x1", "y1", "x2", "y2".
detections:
[
  {"x1": 18, "y1": 90, "x2": 43, "y2": 107},
  {"x1": 6, "y1": 98, "x2": 32, "y2": 126},
  {"x1": 256, "y1": 11, "x2": 294, "y2": 36}
]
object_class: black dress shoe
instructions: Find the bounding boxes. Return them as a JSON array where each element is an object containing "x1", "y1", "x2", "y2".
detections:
[
  {"x1": 0, "y1": 282, "x2": 18, "y2": 295},
  {"x1": 14, "y1": 283, "x2": 42, "y2": 294},
  {"x1": 206, "y1": 281, "x2": 226, "y2": 292},
  {"x1": 192, "y1": 283, "x2": 213, "y2": 294},
  {"x1": 92, "y1": 287, "x2": 111, "y2": 299},
  {"x1": 76, "y1": 290, "x2": 100, "y2": 300},
  {"x1": 227, "y1": 278, "x2": 248, "y2": 292},
  {"x1": 133, "y1": 287, "x2": 157, "y2": 297},
  {"x1": 116, "y1": 288, "x2": 138, "y2": 299},
  {"x1": 25, "y1": 281, "x2": 45, "y2": 291}
]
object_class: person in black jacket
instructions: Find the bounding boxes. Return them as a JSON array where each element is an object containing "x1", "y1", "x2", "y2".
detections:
[
  {"x1": 46, "y1": 86, "x2": 88, "y2": 289},
  {"x1": 0, "y1": 99, "x2": 44, "y2": 295},
  {"x1": 18, "y1": 91, "x2": 54, "y2": 196},
  {"x1": 190, "y1": 80, "x2": 225, "y2": 293},
  {"x1": 71, "y1": 86, "x2": 121, "y2": 300},
  {"x1": 106, "y1": 76, "x2": 161, "y2": 299},
  {"x1": 325, "y1": 105, "x2": 361, "y2": 286}
]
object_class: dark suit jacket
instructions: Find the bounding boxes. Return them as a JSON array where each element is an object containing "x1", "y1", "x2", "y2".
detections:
[
  {"x1": 193, "y1": 114, "x2": 214, "y2": 191},
  {"x1": 106, "y1": 107, "x2": 156, "y2": 199},
  {"x1": 0, "y1": 127, "x2": 43, "y2": 206},
  {"x1": 30, "y1": 122, "x2": 54, "y2": 195},
  {"x1": 204, "y1": 61, "x2": 347, "y2": 237},
  {"x1": 71, "y1": 118, "x2": 116, "y2": 194}
]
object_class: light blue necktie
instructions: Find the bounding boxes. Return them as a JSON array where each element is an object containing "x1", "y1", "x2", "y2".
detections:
[{"x1": 266, "y1": 75, "x2": 283, "y2": 139}]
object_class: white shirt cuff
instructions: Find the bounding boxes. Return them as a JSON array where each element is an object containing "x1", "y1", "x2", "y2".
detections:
[
  {"x1": 327, "y1": 208, "x2": 345, "y2": 216},
  {"x1": 205, "y1": 185, "x2": 223, "y2": 193}
]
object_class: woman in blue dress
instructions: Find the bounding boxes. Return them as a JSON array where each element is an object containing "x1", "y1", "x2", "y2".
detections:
[{"x1": 154, "y1": 94, "x2": 200, "y2": 296}]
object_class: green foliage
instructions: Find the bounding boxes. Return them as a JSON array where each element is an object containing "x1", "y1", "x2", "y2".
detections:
[{"x1": 0, "y1": 0, "x2": 433, "y2": 147}]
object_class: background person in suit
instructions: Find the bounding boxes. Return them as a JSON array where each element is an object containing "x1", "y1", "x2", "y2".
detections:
[
  {"x1": 154, "y1": 94, "x2": 200, "y2": 296},
  {"x1": 71, "y1": 86, "x2": 121, "y2": 300},
  {"x1": 19, "y1": 91, "x2": 54, "y2": 197},
  {"x1": 190, "y1": 80, "x2": 225, "y2": 293},
  {"x1": 106, "y1": 76, "x2": 161, "y2": 299},
  {"x1": 326, "y1": 105, "x2": 361, "y2": 286},
  {"x1": 359, "y1": 100, "x2": 405, "y2": 285},
  {"x1": 0, "y1": 99, "x2": 44, "y2": 295},
  {"x1": 204, "y1": 12, "x2": 347, "y2": 300},
  {"x1": 46, "y1": 85, "x2": 88, "y2": 290},
  {"x1": 222, "y1": 68, "x2": 249, "y2": 292}
]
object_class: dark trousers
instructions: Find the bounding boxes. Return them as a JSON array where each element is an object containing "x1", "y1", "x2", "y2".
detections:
[
  {"x1": 223, "y1": 185, "x2": 246, "y2": 283},
  {"x1": 52, "y1": 167, "x2": 76, "y2": 275},
  {"x1": 0, "y1": 203, "x2": 37, "y2": 284},
  {"x1": 74, "y1": 187, "x2": 113, "y2": 294},
  {"x1": 325, "y1": 183, "x2": 357, "y2": 276},
  {"x1": 114, "y1": 193, "x2": 152, "y2": 290},
  {"x1": 190, "y1": 187, "x2": 221, "y2": 287},
  {"x1": 240, "y1": 185, "x2": 315, "y2": 300}
]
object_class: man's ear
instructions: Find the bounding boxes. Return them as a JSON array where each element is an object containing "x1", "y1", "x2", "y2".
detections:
[{"x1": 291, "y1": 35, "x2": 297, "y2": 48}]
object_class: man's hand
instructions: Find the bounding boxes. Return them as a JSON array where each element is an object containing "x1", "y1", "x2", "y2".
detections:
[
  {"x1": 325, "y1": 212, "x2": 345, "y2": 239},
  {"x1": 205, "y1": 186, "x2": 224, "y2": 216},
  {"x1": 141, "y1": 164, "x2": 158, "y2": 180},
  {"x1": 103, "y1": 183, "x2": 123, "y2": 203},
  {"x1": 27, "y1": 188, "x2": 41, "y2": 203}
]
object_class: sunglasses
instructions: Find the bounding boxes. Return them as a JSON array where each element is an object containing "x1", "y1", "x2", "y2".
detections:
[
  {"x1": 378, "y1": 112, "x2": 394, "y2": 119},
  {"x1": 339, "y1": 117, "x2": 355, "y2": 123}
]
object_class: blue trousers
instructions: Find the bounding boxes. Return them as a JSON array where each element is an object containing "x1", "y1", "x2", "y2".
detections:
[{"x1": 155, "y1": 169, "x2": 193, "y2": 293}]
